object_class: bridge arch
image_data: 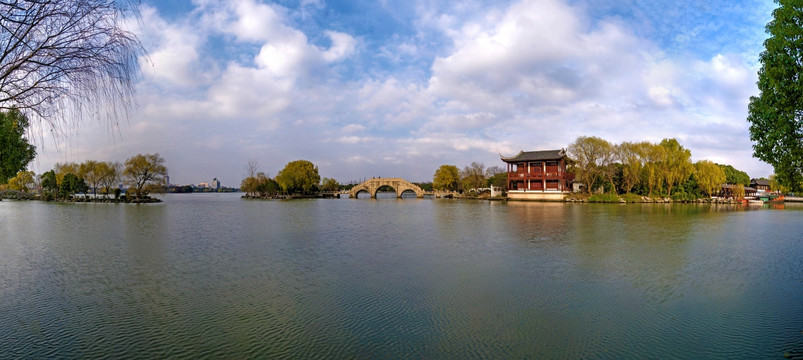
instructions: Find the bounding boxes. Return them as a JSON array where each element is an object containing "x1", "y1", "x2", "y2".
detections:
[{"x1": 349, "y1": 178, "x2": 424, "y2": 199}]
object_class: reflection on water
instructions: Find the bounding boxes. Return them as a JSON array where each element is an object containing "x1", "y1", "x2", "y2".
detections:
[{"x1": 1, "y1": 195, "x2": 802, "y2": 358}]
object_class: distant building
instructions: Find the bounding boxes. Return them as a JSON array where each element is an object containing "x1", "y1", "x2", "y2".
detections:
[
  {"x1": 500, "y1": 149, "x2": 574, "y2": 201},
  {"x1": 211, "y1": 178, "x2": 220, "y2": 190},
  {"x1": 750, "y1": 178, "x2": 770, "y2": 192},
  {"x1": 198, "y1": 182, "x2": 209, "y2": 188}
]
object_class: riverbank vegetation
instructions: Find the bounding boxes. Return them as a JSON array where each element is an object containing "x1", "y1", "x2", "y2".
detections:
[
  {"x1": 567, "y1": 136, "x2": 760, "y2": 202},
  {"x1": 431, "y1": 163, "x2": 506, "y2": 198},
  {"x1": 0, "y1": 153, "x2": 167, "y2": 203},
  {"x1": 241, "y1": 160, "x2": 332, "y2": 199}
]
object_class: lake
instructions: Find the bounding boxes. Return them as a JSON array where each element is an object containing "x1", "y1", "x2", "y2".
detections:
[{"x1": 1, "y1": 193, "x2": 802, "y2": 358}]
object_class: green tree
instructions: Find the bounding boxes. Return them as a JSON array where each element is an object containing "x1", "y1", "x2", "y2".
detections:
[
  {"x1": 747, "y1": 0, "x2": 803, "y2": 192},
  {"x1": 123, "y1": 153, "x2": 167, "y2": 199},
  {"x1": 433, "y1": 164, "x2": 460, "y2": 191},
  {"x1": 275, "y1": 160, "x2": 320, "y2": 195},
  {"x1": 717, "y1": 164, "x2": 750, "y2": 186},
  {"x1": 769, "y1": 174, "x2": 789, "y2": 194},
  {"x1": 54, "y1": 162, "x2": 81, "y2": 186},
  {"x1": 7, "y1": 170, "x2": 35, "y2": 192},
  {"x1": 256, "y1": 174, "x2": 280, "y2": 197},
  {"x1": 0, "y1": 109, "x2": 36, "y2": 184},
  {"x1": 320, "y1": 177, "x2": 340, "y2": 192},
  {"x1": 658, "y1": 138, "x2": 693, "y2": 197},
  {"x1": 40, "y1": 170, "x2": 58, "y2": 195},
  {"x1": 695, "y1": 160, "x2": 727, "y2": 197},
  {"x1": 60, "y1": 173, "x2": 87, "y2": 198}
]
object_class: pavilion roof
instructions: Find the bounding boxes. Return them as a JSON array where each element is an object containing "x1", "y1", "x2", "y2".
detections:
[{"x1": 500, "y1": 149, "x2": 567, "y2": 163}]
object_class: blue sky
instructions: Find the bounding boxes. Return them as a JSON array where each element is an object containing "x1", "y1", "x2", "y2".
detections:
[{"x1": 33, "y1": 0, "x2": 776, "y2": 186}]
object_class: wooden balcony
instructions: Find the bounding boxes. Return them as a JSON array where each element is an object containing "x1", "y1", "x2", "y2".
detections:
[{"x1": 508, "y1": 171, "x2": 574, "y2": 181}]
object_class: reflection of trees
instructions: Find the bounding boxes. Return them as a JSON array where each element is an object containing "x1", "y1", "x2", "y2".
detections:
[{"x1": 504, "y1": 203, "x2": 738, "y2": 305}]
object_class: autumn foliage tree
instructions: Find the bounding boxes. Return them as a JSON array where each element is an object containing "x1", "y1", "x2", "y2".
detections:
[{"x1": 433, "y1": 165, "x2": 460, "y2": 191}]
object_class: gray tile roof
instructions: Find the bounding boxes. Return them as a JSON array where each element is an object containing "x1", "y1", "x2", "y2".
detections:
[{"x1": 500, "y1": 149, "x2": 566, "y2": 163}]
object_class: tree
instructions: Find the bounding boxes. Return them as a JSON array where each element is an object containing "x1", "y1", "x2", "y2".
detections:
[
  {"x1": 747, "y1": 0, "x2": 803, "y2": 192},
  {"x1": 60, "y1": 173, "x2": 87, "y2": 198},
  {"x1": 256, "y1": 174, "x2": 280, "y2": 197},
  {"x1": 718, "y1": 164, "x2": 750, "y2": 186},
  {"x1": 617, "y1": 142, "x2": 645, "y2": 194},
  {"x1": 568, "y1": 136, "x2": 614, "y2": 194},
  {"x1": 275, "y1": 160, "x2": 320, "y2": 195},
  {"x1": 124, "y1": 153, "x2": 167, "y2": 199},
  {"x1": 40, "y1": 170, "x2": 58, "y2": 195},
  {"x1": 460, "y1": 162, "x2": 487, "y2": 191},
  {"x1": 0, "y1": 109, "x2": 36, "y2": 184},
  {"x1": 769, "y1": 174, "x2": 789, "y2": 194},
  {"x1": 80, "y1": 160, "x2": 103, "y2": 196},
  {"x1": 641, "y1": 142, "x2": 664, "y2": 197},
  {"x1": 433, "y1": 165, "x2": 460, "y2": 191},
  {"x1": 695, "y1": 160, "x2": 727, "y2": 197},
  {"x1": 658, "y1": 138, "x2": 693, "y2": 196},
  {"x1": 0, "y1": 0, "x2": 143, "y2": 131},
  {"x1": 7, "y1": 170, "x2": 35, "y2": 192},
  {"x1": 320, "y1": 177, "x2": 340, "y2": 192},
  {"x1": 97, "y1": 161, "x2": 122, "y2": 198},
  {"x1": 485, "y1": 165, "x2": 506, "y2": 189},
  {"x1": 54, "y1": 162, "x2": 81, "y2": 186}
]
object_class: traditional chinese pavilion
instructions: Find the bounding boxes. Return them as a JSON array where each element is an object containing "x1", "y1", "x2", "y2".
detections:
[{"x1": 500, "y1": 149, "x2": 574, "y2": 200}]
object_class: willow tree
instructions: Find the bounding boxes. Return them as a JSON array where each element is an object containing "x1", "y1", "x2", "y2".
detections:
[
  {"x1": 747, "y1": 0, "x2": 803, "y2": 192},
  {"x1": 0, "y1": 0, "x2": 143, "y2": 131},
  {"x1": 617, "y1": 141, "x2": 645, "y2": 194},
  {"x1": 695, "y1": 160, "x2": 726, "y2": 197},
  {"x1": 658, "y1": 138, "x2": 693, "y2": 196},
  {"x1": 641, "y1": 142, "x2": 664, "y2": 197}
]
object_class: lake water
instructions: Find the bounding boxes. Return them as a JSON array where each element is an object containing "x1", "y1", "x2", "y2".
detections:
[{"x1": 1, "y1": 193, "x2": 802, "y2": 359}]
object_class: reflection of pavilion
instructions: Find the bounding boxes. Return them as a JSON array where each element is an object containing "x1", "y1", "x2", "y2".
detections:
[{"x1": 501, "y1": 149, "x2": 574, "y2": 201}]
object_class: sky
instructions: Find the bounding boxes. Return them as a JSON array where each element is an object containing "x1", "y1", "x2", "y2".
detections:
[{"x1": 31, "y1": 0, "x2": 777, "y2": 186}]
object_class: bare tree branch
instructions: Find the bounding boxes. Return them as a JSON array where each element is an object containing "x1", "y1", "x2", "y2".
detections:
[{"x1": 0, "y1": 0, "x2": 143, "y2": 134}]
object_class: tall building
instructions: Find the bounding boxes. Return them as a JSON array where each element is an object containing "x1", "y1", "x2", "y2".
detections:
[{"x1": 211, "y1": 178, "x2": 220, "y2": 190}]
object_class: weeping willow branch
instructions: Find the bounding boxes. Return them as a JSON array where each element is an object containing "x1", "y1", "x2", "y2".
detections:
[{"x1": 0, "y1": 0, "x2": 143, "y2": 135}]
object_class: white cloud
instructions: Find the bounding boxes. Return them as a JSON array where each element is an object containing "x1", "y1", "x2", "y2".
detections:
[
  {"x1": 33, "y1": 0, "x2": 775, "y2": 183},
  {"x1": 322, "y1": 31, "x2": 357, "y2": 62}
]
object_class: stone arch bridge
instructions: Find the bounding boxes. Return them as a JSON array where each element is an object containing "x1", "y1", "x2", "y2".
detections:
[{"x1": 349, "y1": 178, "x2": 424, "y2": 199}]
